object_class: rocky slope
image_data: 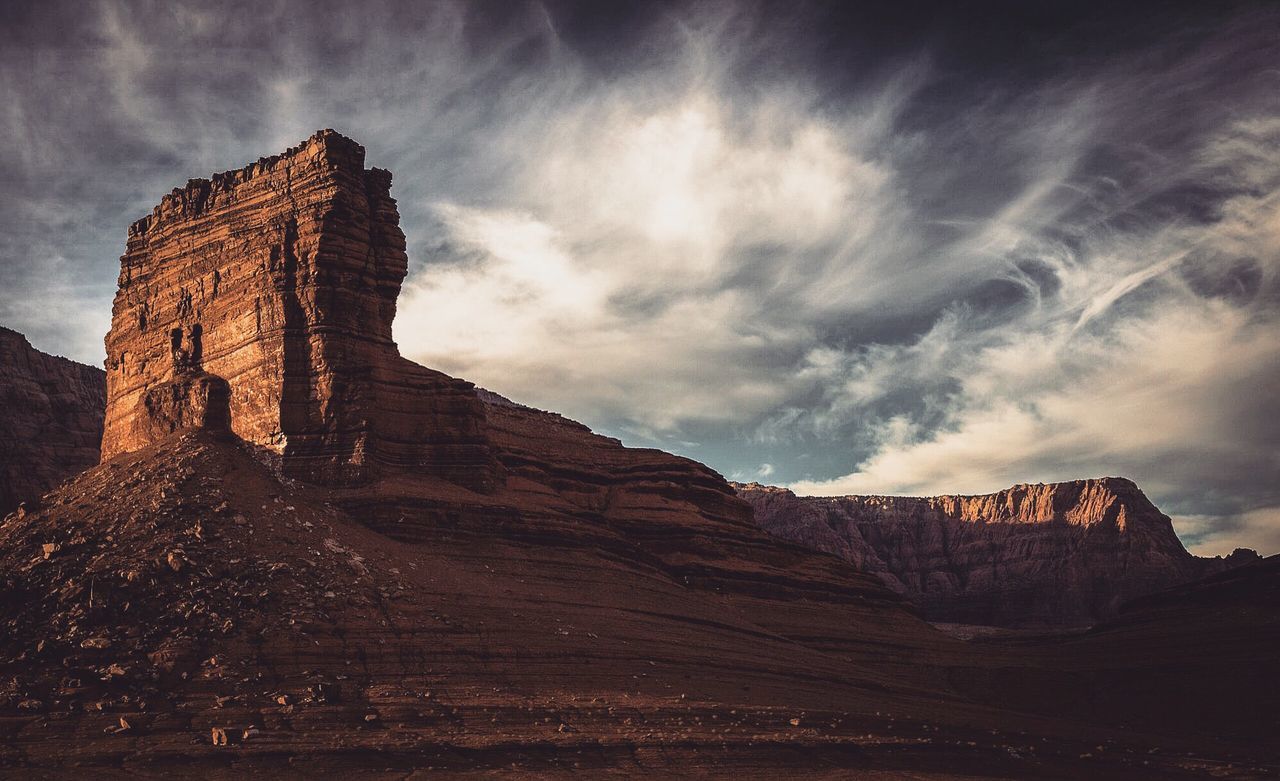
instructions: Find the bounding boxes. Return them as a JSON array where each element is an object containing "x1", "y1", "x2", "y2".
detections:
[
  {"x1": 9, "y1": 431, "x2": 1277, "y2": 778},
  {"x1": 0, "y1": 327, "x2": 105, "y2": 516},
  {"x1": 735, "y1": 480, "x2": 1260, "y2": 628},
  {"x1": 0, "y1": 131, "x2": 1274, "y2": 778}
]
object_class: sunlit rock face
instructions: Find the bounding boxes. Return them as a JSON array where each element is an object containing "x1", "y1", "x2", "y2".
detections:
[
  {"x1": 100, "y1": 130, "x2": 499, "y2": 490},
  {"x1": 736, "y1": 478, "x2": 1259, "y2": 627}
]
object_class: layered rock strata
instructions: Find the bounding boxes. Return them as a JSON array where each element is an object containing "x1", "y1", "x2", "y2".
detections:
[
  {"x1": 0, "y1": 327, "x2": 105, "y2": 515},
  {"x1": 6, "y1": 432, "x2": 1276, "y2": 777},
  {"x1": 101, "y1": 130, "x2": 498, "y2": 489},
  {"x1": 736, "y1": 479, "x2": 1259, "y2": 627}
]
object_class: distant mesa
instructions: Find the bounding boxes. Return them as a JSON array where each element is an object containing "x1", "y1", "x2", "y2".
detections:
[{"x1": 735, "y1": 478, "x2": 1261, "y2": 627}]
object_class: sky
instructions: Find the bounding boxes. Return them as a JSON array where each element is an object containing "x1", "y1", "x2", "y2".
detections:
[{"x1": 2, "y1": 0, "x2": 1278, "y2": 556}]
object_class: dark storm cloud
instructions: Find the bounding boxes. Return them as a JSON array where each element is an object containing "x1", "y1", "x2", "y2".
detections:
[{"x1": 1, "y1": 0, "x2": 1278, "y2": 554}]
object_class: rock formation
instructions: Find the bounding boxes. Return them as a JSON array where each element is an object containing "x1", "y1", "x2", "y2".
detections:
[
  {"x1": 735, "y1": 479, "x2": 1260, "y2": 627},
  {"x1": 962, "y1": 553, "x2": 1280, "y2": 744},
  {"x1": 101, "y1": 130, "x2": 498, "y2": 489},
  {"x1": 1, "y1": 131, "x2": 1275, "y2": 777},
  {"x1": 0, "y1": 327, "x2": 105, "y2": 515}
]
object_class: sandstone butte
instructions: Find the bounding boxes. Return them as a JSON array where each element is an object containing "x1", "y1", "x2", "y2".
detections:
[
  {"x1": 0, "y1": 130, "x2": 1276, "y2": 778},
  {"x1": 0, "y1": 327, "x2": 105, "y2": 517},
  {"x1": 735, "y1": 480, "x2": 1261, "y2": 628},
  {"x1": 101, "y1": 130, "x2": 498, "y2": 490}
]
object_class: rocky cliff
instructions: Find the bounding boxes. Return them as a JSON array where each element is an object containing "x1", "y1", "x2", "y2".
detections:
[
  {"x1": 735, "y1": 479, "x2": 1260, "y2": 627},
  {"x1": 101, "y1": 130, "x2": 498, "y2": 489},
  {"x1": 0, "y1": 327, "x2": 105, "y2": 515}
]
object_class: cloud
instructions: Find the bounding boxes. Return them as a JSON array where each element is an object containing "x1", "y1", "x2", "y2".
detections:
[
  {"x1": 1179, "y1": 508, "x2": 1280, "y2": 558},
  {"x1": 727, "y1": 462, "x2": 775, "y2": 483},
  {"x1": 395, "y1": 83, "x2": 900, "y2": 427}
]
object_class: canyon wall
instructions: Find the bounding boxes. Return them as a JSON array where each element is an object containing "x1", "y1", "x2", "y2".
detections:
[
  {"x1": 736, "y1": 479, "x2": 1260, "y2": 627},
  {"x1": 101, "y1": 130, "x2": 499, "y2": 489},
  {"x1": 0, "y1": 327, "x2": 105, "y2": 515}
]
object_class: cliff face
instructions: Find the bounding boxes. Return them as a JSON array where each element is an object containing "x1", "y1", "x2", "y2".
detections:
[
  {"x1": 101, "y1": 130, "x2": 498, "y2": 489},
  {"x1": 0, "y1": 327, "x2": 105, "y2": 515},
  {"x1": 735, "y1": 479, "x2": 1258, "y2": 627},
  {"x1": 96, "y1": 130, "x2": 810, "y2": 607}
]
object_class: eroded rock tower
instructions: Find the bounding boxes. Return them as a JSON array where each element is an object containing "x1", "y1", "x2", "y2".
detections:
[{"x1": 101, "y1": 130, "x2": 499, "y2": 490}]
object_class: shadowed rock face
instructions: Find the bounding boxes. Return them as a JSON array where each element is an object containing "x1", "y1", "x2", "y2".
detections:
[
  {"x1": 0, "y1": 327, "x2": 105, "y2": 515},
  {"x1": 135, "y1": 369, "x2": 232, "y2": 443},
  {"x1": 101, "y1": 130, "x2": 499, "y2": 490},
  {"x1": 735, "y1": 479, "x2": 1261, "y2": 627}
]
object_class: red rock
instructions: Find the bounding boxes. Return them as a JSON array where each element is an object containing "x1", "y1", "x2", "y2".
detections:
[
  {"x1": 735, "y1": 479, "x2": 1260, "y2": 627},
  {"x1": 133, "y1": 369, "x2": 232, "y2": 445},
  {"x1": 101, "y1": 130, "x2": 499, "y2": 490},
  {"x1": 0, "y1": 327, "x2": 105, "y2": 516}
]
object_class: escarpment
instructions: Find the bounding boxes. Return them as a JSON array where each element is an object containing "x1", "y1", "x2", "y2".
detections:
[
  {"x1": 0, "y1": 327, "x2": 106, "y2": 516},
  {"x1": 735, "y1": 479, "x2": 1260, "y2": 627}
]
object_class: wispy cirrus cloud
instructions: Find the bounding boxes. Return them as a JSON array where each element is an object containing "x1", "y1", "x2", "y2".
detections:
[{"x1": 789, "y1": 110, "x2": 1280, "y2": 555}]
